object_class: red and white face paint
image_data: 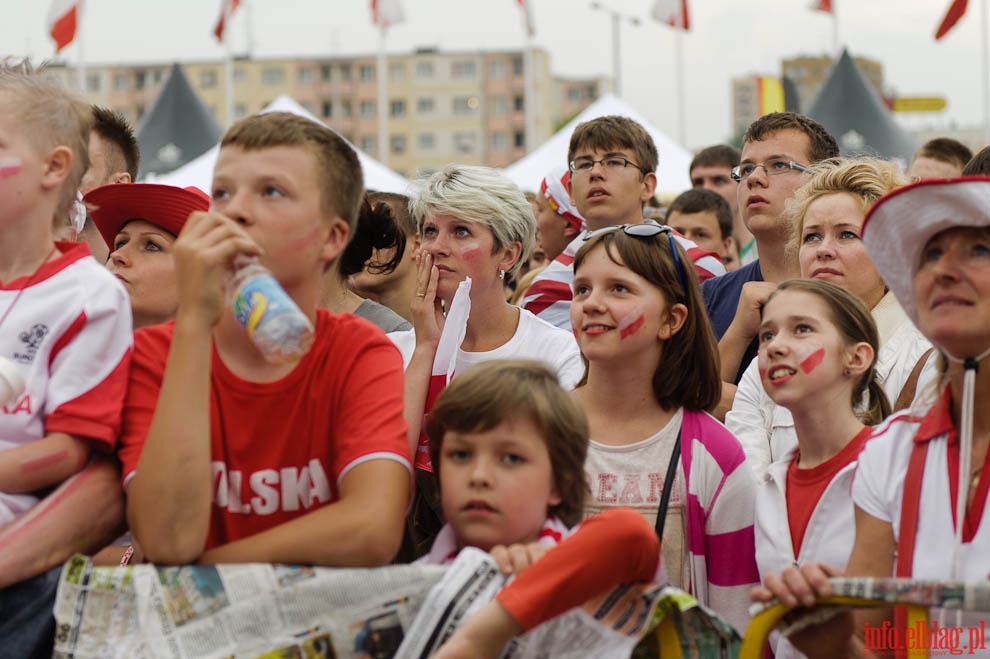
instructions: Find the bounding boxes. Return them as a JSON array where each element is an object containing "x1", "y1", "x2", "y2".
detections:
[
  {"x1": 0, "y1": 156, "x2": 22, "y2": 179},
  {"x1": 617, "y1": 309, "x2": 645, "y2": 340}
]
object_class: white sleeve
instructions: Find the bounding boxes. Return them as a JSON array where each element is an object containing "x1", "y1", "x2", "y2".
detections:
[{"x1": 725, "y1": 357, "x2": 772, "y2": 482}]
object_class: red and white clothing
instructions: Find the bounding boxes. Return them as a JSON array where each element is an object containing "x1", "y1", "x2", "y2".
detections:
[
  {"x1": 0, "y1": 242, "x2": 132, "y2": 525},
  {"x1": 755, "y1": 428, "x2": 871, "y2": 659},
  {"x1": 583, "y1": 408, "x2": 759, "y2": 633},
  {"x1": 854, "y1": 388, "x2": 990, "y2": 645},
  {"x1": 521, "y1": 228, "x2": 726, "y2": 331},
  {"x1": 119, "y1": 310, "x2": 411, "y2": 549}
]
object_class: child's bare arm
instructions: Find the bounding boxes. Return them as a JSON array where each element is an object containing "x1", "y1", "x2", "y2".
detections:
[
  {"x1": 197, "y1": 459, "x2": 410, "y2": 566},
  {"x1": 0, "y1": 432, "x2": 90, "y2": 493},
  {"x1": 0, "y1": 456, "x2": 123, "y2": 588},
  {"x1": 126, "y1": 211, "x2": 260, "y2": 564}
]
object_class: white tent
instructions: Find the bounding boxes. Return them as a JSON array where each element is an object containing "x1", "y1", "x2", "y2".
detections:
[
  {"x1": 502, "y1": 94, "x2": 693, "y2": 196},
  {"x1": 146, "y1": 95, "x2": 410, "y2": 194}
]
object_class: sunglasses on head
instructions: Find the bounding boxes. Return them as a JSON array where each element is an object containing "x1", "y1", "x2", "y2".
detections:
[{"x1": 582, "y1": 223, "x2": 688, "y2": 295}]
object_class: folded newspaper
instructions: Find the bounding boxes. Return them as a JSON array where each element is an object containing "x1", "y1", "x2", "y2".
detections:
[{"x1": 53, "y1": 549, "x2": 739, "y2": 658}]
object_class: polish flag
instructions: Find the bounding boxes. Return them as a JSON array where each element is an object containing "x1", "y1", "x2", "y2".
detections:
[
  {"x1": 809, "y1": 0, "x2": 833, "y2": 13},
  {"x1": 651, "y1": 0, "x2": 690, "y2": 31},
  {"x1": 213, "y1": 0, "x2": 241, "y2": 43},
  {"x1": 371, "y1": 0, "x2": 406, "y2": 28},
  {"x1": 47, "y1": 0, "x2": 80, "y2": 53},
  {"x1": 935, "y1": 0, "x2": 968, "y2": 40},
  {"x1": 414, "y1": 278, "x2": 471, "y2": 472},
  {"x1": 517, "y1": 0, "x2": 535, "y2": 36}
]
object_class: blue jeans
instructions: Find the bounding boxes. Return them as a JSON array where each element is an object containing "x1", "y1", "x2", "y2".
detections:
[{"x1": 0, "y1": 566, "x2": 60, "y2": 659}]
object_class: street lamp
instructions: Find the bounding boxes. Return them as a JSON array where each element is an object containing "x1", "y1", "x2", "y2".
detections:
[{"x1": 590, "y1": 2, "x2": 640, "y2": 98}]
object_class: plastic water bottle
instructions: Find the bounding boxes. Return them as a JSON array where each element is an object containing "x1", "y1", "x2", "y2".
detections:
[{"x1": 228, "y1": 256, "x2": 314, "y2": 363}]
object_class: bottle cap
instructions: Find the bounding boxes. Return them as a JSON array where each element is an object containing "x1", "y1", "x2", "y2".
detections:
[{"x1": 0, "y1": 356, "x2": 26, "y2": 407}]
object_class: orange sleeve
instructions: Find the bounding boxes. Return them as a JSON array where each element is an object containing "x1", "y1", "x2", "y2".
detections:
[{"x1": 495, "y1": 507, "x2": 660, "y2": 631}]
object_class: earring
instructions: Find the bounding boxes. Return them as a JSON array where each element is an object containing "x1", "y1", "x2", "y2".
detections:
[
  {"x1": 843, "y1": 368, "x2": 851, "y2": 376},
  {"x1": 499, "y1": 269, "x2": 505, "y2": 280}
]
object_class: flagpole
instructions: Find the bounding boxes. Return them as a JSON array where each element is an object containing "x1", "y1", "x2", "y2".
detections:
[
  {"x1": 377, "y1": 25, "x2": 389, "y2": 165},
  {"x1": 831, "y1": 7, "x2": 839, "y2": 55},
  {"x1": 983, "y1": 0, "x2": 989, "y2": 145},
  {"x1": 675, "y1": 29, "x2": 686, "y2": 147},
  {"x1": 524, "y1": 32, "x2": 536, "y2": 151},
  {"x1": 76, "y1": 0, "x2": 87, "y2": 96}
]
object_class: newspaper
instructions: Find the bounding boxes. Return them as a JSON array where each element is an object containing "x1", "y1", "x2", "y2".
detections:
[{"x1": 52, "y1": 551, "x2": 740, "y2": 659}]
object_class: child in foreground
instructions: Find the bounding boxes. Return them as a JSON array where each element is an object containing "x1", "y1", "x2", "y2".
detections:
[
  {"x1": 417, "y1": 360, "x2": 661, "y2": 659},
  {"x1": 752, "y1": 279, "x2": 889, "y2": 659},
  {"x1": 119, "y1": 112, "x2": 411, "y2": 566}
]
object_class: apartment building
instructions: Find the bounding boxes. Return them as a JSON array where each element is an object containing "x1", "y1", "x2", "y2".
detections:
[{"x1": 46, "y1": 48, "x2": 610, "y2": 178}]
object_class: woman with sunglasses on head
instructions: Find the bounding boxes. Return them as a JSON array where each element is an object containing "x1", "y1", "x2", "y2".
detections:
[
  {"x1": 570, "y1": 224, "x2": 759, "y2": 634},
  {"x1": 394, "y1": 165, "x2": 584, "y2": 557},
  {"x1": 754, "y1": 177, "x2": 990, "y2": 658},
  {"x1": 727, "y1": 158, "x2": 936, "y2": 481}
]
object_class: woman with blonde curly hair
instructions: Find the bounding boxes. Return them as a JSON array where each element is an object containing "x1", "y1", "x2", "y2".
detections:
[{"x1": 726, "y1": 157, "x2": 937, "y2": 480}]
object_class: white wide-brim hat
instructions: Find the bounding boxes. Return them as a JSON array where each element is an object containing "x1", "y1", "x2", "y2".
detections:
[{"x1": 862, "y1": 175, "x2": 990, "y2": 327}]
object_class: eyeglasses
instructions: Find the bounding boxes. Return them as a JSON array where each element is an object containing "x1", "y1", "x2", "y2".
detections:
[
  {"x1": 582, "y1": 223, "x2": 688, "y2": 295},
  {"x1": 569, "y1": 156, "x2": 646, "y2": 175},
  {"x1": 730, "y1": 158, "x2": 809, "y2": 182}
]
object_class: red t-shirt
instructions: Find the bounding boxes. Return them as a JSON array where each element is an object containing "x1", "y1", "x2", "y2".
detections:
[
  {"x1": 119, "y1": 310, "x2": 411, "y2": 549},
  {"x1": 786, "y1": 426, "x2": 871, "y2": 557}
]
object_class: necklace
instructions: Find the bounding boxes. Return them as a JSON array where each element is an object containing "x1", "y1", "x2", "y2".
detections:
[{"x1": 0, "y1": 245, "x2": 58, "y2": 330}]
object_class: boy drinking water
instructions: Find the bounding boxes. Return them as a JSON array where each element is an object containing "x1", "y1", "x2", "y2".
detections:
[
  {"x1": 120, "y1": 112, "x2": 411, "y2": 566},
  {"x1": 418, "y1": 360, "x2": 661, "y2": 658}
]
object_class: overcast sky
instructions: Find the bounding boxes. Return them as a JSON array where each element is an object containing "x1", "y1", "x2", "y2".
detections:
[{"x1": 4, "y1": 0, "x2": 987, "y2": 151}]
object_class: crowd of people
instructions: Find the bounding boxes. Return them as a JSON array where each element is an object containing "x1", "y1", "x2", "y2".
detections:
[{"x1": 1, "y1": 55, "x2": 990, "y2": 658}]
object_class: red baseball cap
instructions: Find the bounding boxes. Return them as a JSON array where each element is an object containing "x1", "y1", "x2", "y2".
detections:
[{"x1": 83, "y1": 183, "x2": 211, "y2": 249}]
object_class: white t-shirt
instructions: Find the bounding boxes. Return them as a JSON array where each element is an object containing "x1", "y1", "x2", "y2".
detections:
[
  {"x1": 583, "y1": 408, "x2": 688, "y2": 590},
  {"x1": 390, "y1": 307, "x2": 584, "y2": 390}
]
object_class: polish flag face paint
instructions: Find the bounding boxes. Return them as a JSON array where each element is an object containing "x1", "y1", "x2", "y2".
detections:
[
  {"x1": 618, "y1": 311, "x2": 645, "y2": 340},
  {"x1": 0, "y1": 156, "x2": 22, "y2": 179},
  {"x1": 461, "y1": 244, "x2": 482, "y2": 261},
  {"x1": 799, "y1": 346, "x2": 826, "y2": 374}
]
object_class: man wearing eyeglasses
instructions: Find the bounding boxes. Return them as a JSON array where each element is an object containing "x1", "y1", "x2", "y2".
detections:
[
  {"x1": 701, "y1": 113, "x2": 839, "y2": 418},
  {"x1": 521, "y1": 116, "x2": 725, "y2": 330}
]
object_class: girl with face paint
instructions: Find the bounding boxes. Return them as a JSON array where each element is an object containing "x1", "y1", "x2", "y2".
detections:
[
  {"x1": 568, "y1": 227, "x2": 760, "y2": 635},
  {"x1": 753, "y1": 278, "x2": 888, "y2": 659}
]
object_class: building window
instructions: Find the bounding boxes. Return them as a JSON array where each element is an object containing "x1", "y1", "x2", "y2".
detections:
[
  {"x1": 585, "y1": 83, "x2": 597, "y2": 99},
  {"x1": 567, "y1": 86, "x2": 582, "y2": 102},
  {"x1": 513, "y1": 95, "x2": 525, "y2": 112},
  {"x1": 418, "y1": 133, "x2": 435, "y2": 150},
  {"x1": 390, "y1": 99, "x2": 406, "y2": 118},
  {"x1": 341, "y1": 100, "x2": 353, "y2": 117},
  {"x1": 453, "y1": 96, "x2": 479, "y2": 115},
  {"x1": 134, "y1": 71, "x2": 146, "y2": 90},
  {"x1": 338, "y1": 64, "x2": 351, "y2": 81},
  {"x1": 233, "y1": 68, "x2": 246, "y2": 84},
  {"x1": 389, "y1": 63, "x2": 405, "y2": 81},
  {"x1": 451, "y1": 60, "x2": 476, "y2": 78},
  {"x1": 152, "y1": 69, "x2": 164, "y2": 85},
  {"x1": 514, "y1": 130, "x2": 526, "y2": 148},
  {"x1": 200, "y1": 70, "x2": 218, "y2": 89},
  {"x1": 233, "y1": 103, "x2": 247, "y2": 118},
  {"x1": 489, "y1": 60, "x2": 506, "y2": 79},
  {"x1": 320, "y1": 64, "x2": 332, "y2": 81},
  {"x1": 298, "y1": 68, "x2": 314, "y2": 84},
  {"x1": 85, "y1": 73, "x2": 100, "y2": 93},
  {"x1": 360, "y1": 136, "x2": 376, "y2": 154},
  {"x1": 113, "y1": 73, "x2": 130, "y2": 91},
  {"x1": 512, "y1": 56, "x2": 524, "y2": 76},
  {"x1": 262, "y1": 68, "x2": 285, "y2": 85},
  {"x1": 491, "y1": 132, "x2": 508, "y2": 151},
  {"x1": 360, "y1": 100, "x2": 375, "y2": 118},
  {"x1": 416, "y1": 97, "x2": 435, "y2": 114},
  {"x1": 490, "y1": 96, "x2": 507, "y2": 116},
  {"x1": 359, "y1": 65, "x2": 374, "y2": 82},
  {"x1": 416, "y1": 61, "x2": 434, "y2": 78},
  {"x1": 322, "y1": 101, "x2": 333, "y2": 118},
  {"x1": 454, "y1": 131, "x2": 477, "y2": 154},
  {"x1": 390, "y1": 135, "x2": 407, "y2": 154}
]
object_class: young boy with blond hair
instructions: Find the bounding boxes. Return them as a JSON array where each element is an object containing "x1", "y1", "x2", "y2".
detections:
[
  {"x1": 120, "y1": 112, "x2": 411, "y2": 566},
  {"x1": 0, "y1": 59, "x2": 133, "y2": 653}
]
